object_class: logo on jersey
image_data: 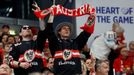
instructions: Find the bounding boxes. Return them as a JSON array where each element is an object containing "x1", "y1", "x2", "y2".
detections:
[
  {"x1": 24, "y1": 49, "x2": 35, "y2": 62},
  {"x1": 63, "y1": 49, "x2": 72, "y2": 60}
]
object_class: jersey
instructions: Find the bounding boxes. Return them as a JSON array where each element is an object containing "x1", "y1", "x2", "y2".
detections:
[
  {"x1": 9, "y1": 30, "x2": 47, "y2": 75},
  {"x1": 44, "y1": 23, "x2": 92, "y2": 75}
]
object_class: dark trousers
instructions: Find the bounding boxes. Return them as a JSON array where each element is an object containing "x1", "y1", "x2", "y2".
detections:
[{"x1": 108, "y1": 50, "x2": 120, "y2": 75}]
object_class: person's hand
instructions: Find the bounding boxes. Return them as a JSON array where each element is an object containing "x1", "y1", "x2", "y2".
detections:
[
  {"x1": 118, "y1": 42, "x2": 127, "y2": 48},
  {"x1": 32, "y1": 1, "x2": 51, "y2": 19},
  {"x1": 87, "y1": 14, "x2": 95, "y2": 26},
  {"x1": 32, "y1": 2, "x2": 40, "y2": 12},
  {"x1": 19, "y1": 62, "x2": 32, "y2": 69},
  {"x1": 80, "y1": 14, "x2": 96, "y2": 33}
]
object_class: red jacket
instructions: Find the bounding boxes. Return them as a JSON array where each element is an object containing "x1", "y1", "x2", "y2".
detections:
[
  {"x1": 113, "y1": 55, "x2": 133, "y2": 74},
  {"x1": 128, "y1": 50, "x2": 134, "y2": 62},
  {"x1": 116, "y1": 34, "x2": 125, "y2": 44},
  {"x1": 0, "y1": 48, "x2": 3, "y2": 64}
]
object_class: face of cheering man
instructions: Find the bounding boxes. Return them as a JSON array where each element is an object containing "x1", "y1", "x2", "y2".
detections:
[
  {"x1": 58, "y1": 25, "x2": 71, "y2": 40},
  {"x1": 20, "y1": 25, "x2": 33, "y2": 38}
]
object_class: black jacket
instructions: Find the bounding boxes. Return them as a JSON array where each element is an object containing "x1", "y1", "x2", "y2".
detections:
[{"x1": 44, "y1": 23, "x2": 92, "y2": 75}]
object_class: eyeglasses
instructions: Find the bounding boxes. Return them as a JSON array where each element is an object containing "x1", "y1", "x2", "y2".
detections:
[{"x1": 22, "y1": 27, "x2": 31, "y2": 30}]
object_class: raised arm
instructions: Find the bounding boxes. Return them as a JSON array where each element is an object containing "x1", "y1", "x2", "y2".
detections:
[
  {"x1": 75, "y1": 13, "x2": 96, "y2": 50},
  {"x1": 32, "y1": 2, "x2": 46, "y2": 31},
  {"x1": 32, "y1": 2, "x2": 55, "y2": 30},
  {"x1": 48, "y1": 13, "x2": 54, "y2": 23},
  {"x1": 45, "y1": 13, "x2": 59, "y2": 56},
  {"x1": 32, "y1": 3, "x2": 57, "y2": 53}
]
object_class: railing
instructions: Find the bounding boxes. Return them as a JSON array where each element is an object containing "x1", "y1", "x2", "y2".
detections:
[{"x1": 0, "y1": 17, "x2": 39, "y2": 27}]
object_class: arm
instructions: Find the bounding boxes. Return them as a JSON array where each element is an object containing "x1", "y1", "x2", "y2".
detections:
[
  {"x1": 32, "y1": 2, "x2": 50, "y2": 51},
  {"x1": 45, "y1": 14, "x2": 60, "y2": 56},
  {"x1": 9, "y1": 45, "x2": 20, "y2": 68},
  {"x1": 32, "y1": 2, "x2": 46, "y2": 31},
  {"x1": 36, "y1": 14, "x2": 54, "y2": 51},
  {"x1": 75, "y1": 14, "x2": 95, "y2": 50},
  {"x1": 104, "y1": 39, "x2": 126, "y2": 50},
  {"x1": 115, "y1": 43, "x2": 126, "y2": 50},
  {"x1": 32, "y1": 3, "x2": 58, "y2": 56},
  {"x1": 9, "y1": 45, "x2": 31, "y2": 69},
  {"x1": 39, "y1": 18, "x2": 46, "y2": 31},
  {"x1": 48, "y1": 14, "x2": 54, "y2": 23},
  {"x1": 32, "y1": 2, "x2": 54, "y2": 30},
  {"x1": 75, "y1": 31, "x2": 92, "y2": 50},
  {"x1": 34, "y1": 4, "x2": 58, "y2": 55}
]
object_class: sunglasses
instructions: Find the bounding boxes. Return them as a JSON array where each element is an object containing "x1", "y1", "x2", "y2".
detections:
[{"x1": 22, "y1": 27, "x2": 31, "y2": 30}]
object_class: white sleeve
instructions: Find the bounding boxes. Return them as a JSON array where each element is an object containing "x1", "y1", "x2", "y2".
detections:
[{"x1": 104, "y1": 39, "x2": 118, "y2": 50}]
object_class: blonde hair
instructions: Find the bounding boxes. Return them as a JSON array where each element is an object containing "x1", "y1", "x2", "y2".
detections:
[{"x1": 115, "y1": 26, "x2": 124, "y2": 33}]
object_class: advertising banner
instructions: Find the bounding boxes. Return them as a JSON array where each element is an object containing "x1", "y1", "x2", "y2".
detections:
[{"x1": 76, "y1": 0, "x2": 134, "y2": 46}]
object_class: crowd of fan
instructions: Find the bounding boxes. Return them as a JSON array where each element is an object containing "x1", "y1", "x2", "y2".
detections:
[{"x1": 0, "y1": 22, "x2": 134, "y2": 75}]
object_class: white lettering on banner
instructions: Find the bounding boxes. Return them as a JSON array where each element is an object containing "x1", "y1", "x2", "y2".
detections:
[
  {"x1": 62, "y1": 8, "x2": 68, "y2": 15},
  {"x1": 34, "y1": 4, "x2": 95, "y2": 19},
  {"x1": 54, "y1": 4, "x2": 91, "y2": 16},
  {"x1": 74, "y1": 8, "x2": 78, "y2": 15},
  {"x1": 59, "y1": 61, "x2": 76, "y2": 65},
  {"x1": 56, "y1": 5, "x2": 62, "y2": 14},
  {"x1": 68, "y1": 9, "x2": 73, "y2": 16},
  {"x1": 80, "y1": 6, "x2": 85, "y2": 15}
]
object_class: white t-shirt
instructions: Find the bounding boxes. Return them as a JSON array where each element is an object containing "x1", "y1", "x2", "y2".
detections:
[{"x1": 90, "y1": 34, "x2": 117, "y2": 60}]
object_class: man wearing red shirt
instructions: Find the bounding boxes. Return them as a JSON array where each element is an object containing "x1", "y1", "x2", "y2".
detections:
[
  {"x1": 113, "y1": 47, "x2": 133, "y2": 75},
  {"x1": 128, "y1": 41, "x2": 134, "y2": 74}
]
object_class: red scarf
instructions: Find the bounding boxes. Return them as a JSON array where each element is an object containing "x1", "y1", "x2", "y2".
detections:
[{"x1": 34, "y1": 4, "x2": 95, "y2": 19}]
